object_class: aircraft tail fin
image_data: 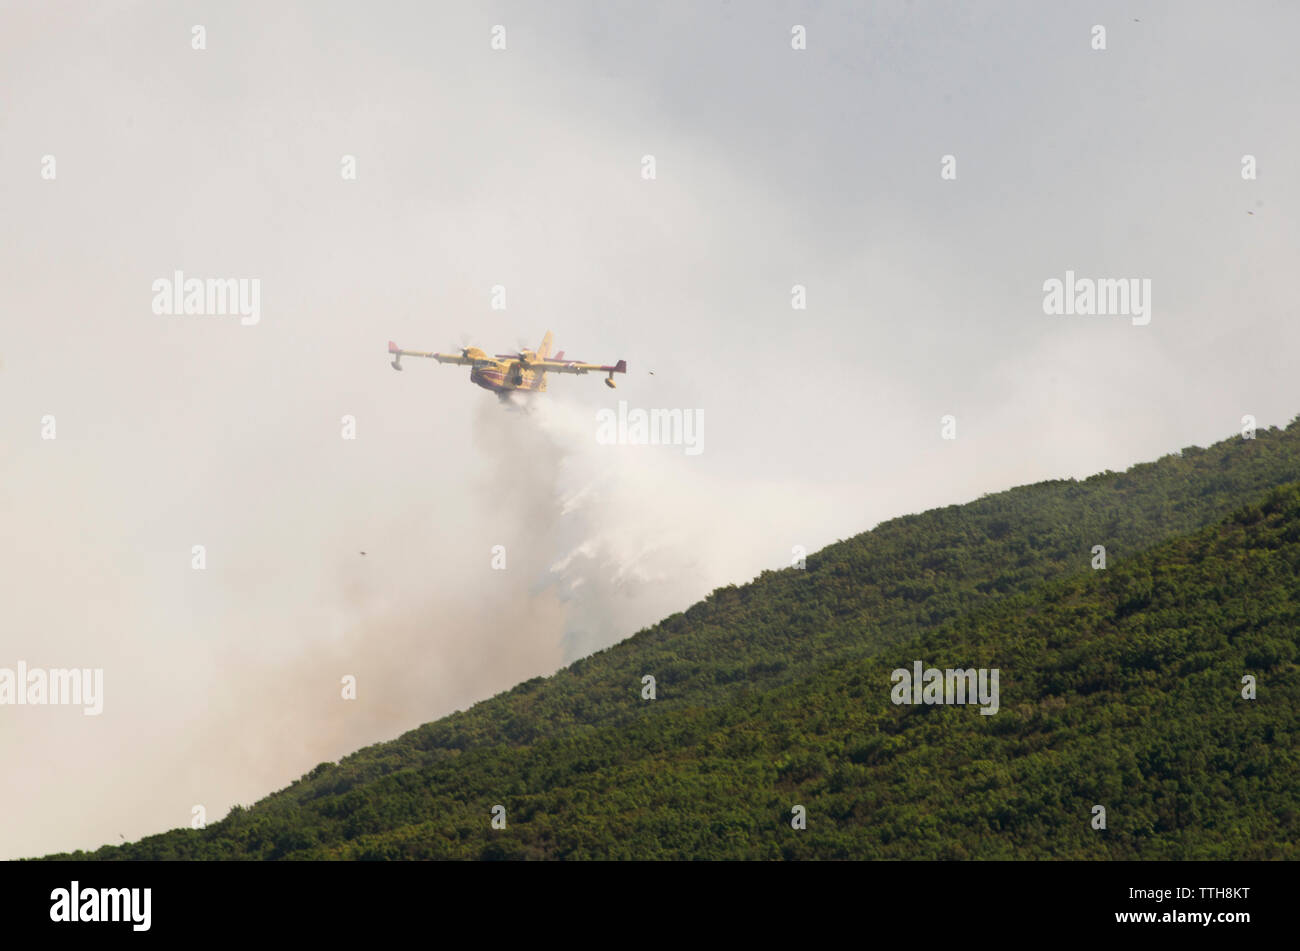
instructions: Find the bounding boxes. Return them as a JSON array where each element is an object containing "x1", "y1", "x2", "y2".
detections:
[{"x1": 537, "y1": 331, "x2": 554, "y2": 361}]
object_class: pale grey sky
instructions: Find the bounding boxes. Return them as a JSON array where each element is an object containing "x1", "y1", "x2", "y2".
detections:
[{"x1": 1, "y1": 0, "x2": 1297, "y2": 858}]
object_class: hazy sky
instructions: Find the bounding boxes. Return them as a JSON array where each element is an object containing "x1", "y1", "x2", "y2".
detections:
[{"x1": 2, "y1": 1, "x2": 1297, "y2": 858}]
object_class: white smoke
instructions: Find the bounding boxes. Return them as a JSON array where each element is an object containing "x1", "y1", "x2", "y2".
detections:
[{"x1": 469, "y1": 394, "x2": 714, "y2": 661}]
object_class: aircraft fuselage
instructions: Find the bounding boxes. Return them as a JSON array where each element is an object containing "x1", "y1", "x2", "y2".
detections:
[{"x1": 470, "y1": 362, "x2": 546, "y2": 394}]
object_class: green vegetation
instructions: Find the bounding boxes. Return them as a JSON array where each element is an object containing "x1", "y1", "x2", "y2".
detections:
[{"x1": 48, "y1": 421, "x2": 1300, "y2": 859}]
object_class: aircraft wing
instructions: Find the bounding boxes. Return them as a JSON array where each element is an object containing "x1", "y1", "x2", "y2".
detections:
[
  {"x1": 388, "y1": 341, "x2": 502, "y2": 369},
  {"x1": 534, "y1": 358, "x2": 627, "y2": 376},
  {"x1": 431, "y1": 352, "x2": 484, "y2": 367}
]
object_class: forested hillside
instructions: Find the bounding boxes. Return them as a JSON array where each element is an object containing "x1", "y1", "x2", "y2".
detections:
[{"x1": 48, "y1": 421, "x2": 1300, "y2": 859}]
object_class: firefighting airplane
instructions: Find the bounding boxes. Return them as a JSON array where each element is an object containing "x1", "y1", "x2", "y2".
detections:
[{"x1": 387, "y1": 332, "x2": 626, "y2": 402}]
